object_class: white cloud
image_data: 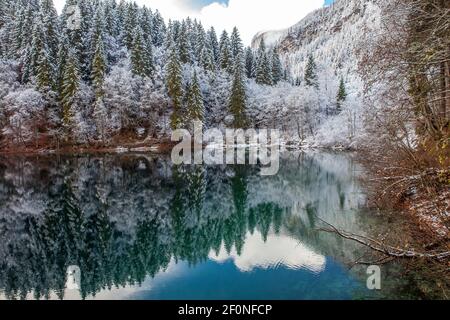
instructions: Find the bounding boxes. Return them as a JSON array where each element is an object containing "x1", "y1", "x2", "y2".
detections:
[
  {"x1": 209, "y1": 231, "x2": 326, "y2": 273},
  {"x1": 53, "y1": 0, "x2": 324, "y2": 45}
]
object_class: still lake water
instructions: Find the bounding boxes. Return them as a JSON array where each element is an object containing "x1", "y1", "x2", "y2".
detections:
[{"x1": 0, "y1": 152, "x2": 423, "y2": 300}]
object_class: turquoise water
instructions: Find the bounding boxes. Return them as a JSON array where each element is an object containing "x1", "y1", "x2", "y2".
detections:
[{"x1": 0, "y1": 152, "x2": 407, "y2": 300}]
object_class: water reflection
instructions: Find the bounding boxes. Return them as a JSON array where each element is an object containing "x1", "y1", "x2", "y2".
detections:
[{"x1": 0, "y1": 152, "x2": 370, "y2": 300}]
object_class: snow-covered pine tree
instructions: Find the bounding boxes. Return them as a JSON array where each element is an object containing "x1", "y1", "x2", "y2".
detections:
[
  {"x1": 207, "y1": 27, "x2": 219, "y2": 63},
  {"x1": 186, "y1": 71, "x2": 204, "y2": 124},
  {"x1": 178, "y1": 20, "x2": 192, "y2": 64},
  {"x1": 304, "y1": 54, "x2": 318, "y2": 88},
  {"x1": 166, "y1": 44, "x2": 184, "y2": 129},
  {"x1": 61, "y1": 50, "x2": 80, "y2": 139},
  {"x1": 230, "y1": 27, "x2": 244, "y2": 65},
  {"x1": 271, "y1": 48, "x2": 283, "y2": 84},
  {"x1": 336, "y1": 77, "x2": 347, "y2": 113},
  {"x1": 39, "y1": 0, "x2": 59, "y2": 60},
  {"x1": 245, "y1": 47, "x2": 255, "y2": 79},
  {"x1": 200, "y1": 46, "x2": 215, "y2": 73},
  {"x1": 131, "y1": 26, "x2": 153, "y2": 78},
  {"x1": 194, "y1": 22, "x2": 206, "y2": 62},
  {"x1": 36, "y1": 44, "x2": 55, "y2": 92},
  {"x1": 91, "y1": 35, "x2": 107, "y2": 99},
  {"x1": 255, "y1": 40, "x2": 272, "y2": 86},
  {"x1": 123, "y1": 2, "x2": 138, "y2": 49},
  {"x1": 151, "y1": 10, "x2": 166, "y2": 47},
  {"x1": 229, "y1": 57, "x2": 247, "y2": 128},
  {"x1": 219, "y1": 30, "x2": 232, "y2": 73}
]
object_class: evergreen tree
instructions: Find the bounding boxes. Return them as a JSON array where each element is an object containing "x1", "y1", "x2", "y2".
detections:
[
  {"x1": 245, "y1": 47, "x2": 255, "y2": 79},
  {"x1": 219, "y1": 31, "x2": 232, "y2": 72},
  {"x1": 123, "y1": 2, "x2": 138, "y2": 49},
  {"x1": 151, "y1": 10, "x2": 166, "y2": 47},
  {"x1": 186, "y1": 71, "x2": 204, "y2": 123},
  {"x1": 91, "y1": 35, "x2": 107, "y2": 98},
  {"x1": 40, "y1": 0, "x2": 59, "y2": 57},
  {"x1": 207, "y1": 27, "x2": 219, "y2": 63},
  {"x1": 200, "y1": 47, "x2": 215, "y2": 72},
  {"x1": 255, "y1": 39, "x2": 272, "y2": 85},
  {"x1": 229, "y1": 59, "x2": 247, "y2": 128},
  {"x1": 36, "y1": 45, "x2": 54, "y2": 91},
  {"x1": 166, "y1": 45, "x2": 184, "y2": 129},
  {"x1": 131, "y1": 26, "x2": 153, "y2": 77},
  {"x1": 178, "y1": 21, "x2": 192, "y2": 64},
  {"x1": 61, "y1": 51, "x2": 80, "y2": 138},
  {"x1": 271, "y1": 48, "x2": 283, "y2": 84},
  {"x1": 193, "y1": 22, "x2": 206, "y2": 61},
  {"x1": 230, "y1": 27, "x2": 244, "y2": 63},
  {"x1": 255, "y1": 57, "x2": 272, "y2": 85},
  {"x1": 336, "y1": 77, "x2": 347, "y2": 113},
  {"x1": 304, "y1": 54, "x2": 318, "y2": 88}
]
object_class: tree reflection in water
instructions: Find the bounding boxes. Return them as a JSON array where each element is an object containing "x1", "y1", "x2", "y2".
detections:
[{"x1": 0, "y1": 152, "x2": 367, "y2": 300}]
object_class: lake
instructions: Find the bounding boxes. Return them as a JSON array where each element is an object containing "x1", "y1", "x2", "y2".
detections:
[{"x1": 0, "y1": 151, "x2": 427, "y2": 300}]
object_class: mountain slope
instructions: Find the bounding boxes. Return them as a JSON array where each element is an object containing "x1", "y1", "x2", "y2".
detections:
[{"x1": 251, "y1": 0, "x2": 382, "y2": 148}]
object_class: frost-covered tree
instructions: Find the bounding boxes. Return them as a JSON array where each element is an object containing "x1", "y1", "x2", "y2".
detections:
[
  {"x1": 230, "y1": 27, "x2": 244, "y2": 67},
  {"x1": 185, "y1": 71, "x2": 204, "y2": 124},
  {"x1": 219, "y1": 31, "x2": 232, "y2": 73},
  {"x1": 229, "y1": 59, "x2": 247, "y2": 128},
  {"x1": 178, "y1": 21, "x2": 192, "y2": 64},
  {"x1": 102, "y1": 59, "x2": 138, "y2": 135},
  {"x1": 207, "y1": 27, "x2": 219, "y2": 63},
  {"x1": 1, "y1": 87, "x2": 45, "y2": 145},
  {"x1": 336, "y1": 77, "x2": 347, "y2": 113},
  {"x1": 255, "y1": 42, "x2": 272, "y2": 86},
  {"x1": 271, "y1": 48, "x2": 283, "y2": 85},
  {"x1": 131, "y1": 26, "x2": 153, "y2": 78},
  {"x1": 245, "y1": 47, "x2": 255, "y2": 79},
  {"x1": 61, "y1": 51, "x2": 80, "y2": 138},
  {"x1": 166, "y1": 45, "x2": 184, "y2": 129},
  {"x1": 304, "y1": 55, "x2": 318, "y2": 88},
  {"x1": 91, "y1": 35, "x2": 107, "y2": 98}
]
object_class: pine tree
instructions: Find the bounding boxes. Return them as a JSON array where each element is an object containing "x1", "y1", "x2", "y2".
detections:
[
  {"x1": 304, "y1": 54, "x2": 318, "y2": 88},
  {"x1": 255, "y1": 54, "x2": 272, "y2": 85},
  {"x1": 123, "y1": 2, "x2": 138, "y2": 49},
  {"x1": 219, "y1": 31, "x2": 232, "y2": 72},
  {"x1": 245, "y1": 47, "x2": 255, "y2": 79},
  {"x1": 61, "y1": 51, "x2": 80, "y2": 138},
  {"x1": 131, "y1": 26, "x2": 153, "y2": 77},
  {"x1": 36, "y1": 45, "x2": 54, "y2": 91},
  {"x1": 151, "y1": 10, "x2": 166, "y2": 47},
  {"x1": 186, "y1": 71, "x2": 204, "y2": 123},
  {"x1": 271, "y1": 48, "x2": 283, "y2": 84},
  {"x1": 200, "y1": 46, "x2": 215, "y2": 72},
  {"x1": 40, "y1": 0, "x2": 59, "y2": 59},
  {"x1": 336, "y1": 77, "x2": 347, "y2": 113},
  {"x1": 229, "y1": 60, "x2": 247, "y2": 128},
  {"x1": 194, "y1": 22, "x2": 206, "y2": 61},
  {"x1": 230, "y1": 27, "x2": 244, "y2": 62},
  {"x1": 178, "y1": 21, "x2": 192, "y2": 64},
  {"x1": 91, "y1": 35, "x2": 107, "y2": 98},
  {"x1": 207, "y1": 27, "x2": 219, "y2": 63},
  {"x1": 166, "y1": 45, "x2": 184, "y2": 129},
  {"x1": 255, "y1": 39, "x2": 272, "y2": 85}
]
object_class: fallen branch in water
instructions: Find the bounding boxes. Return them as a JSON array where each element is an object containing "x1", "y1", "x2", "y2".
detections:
[{"x1": 316, "y1": 217, "x2": 450, "y2": 261}]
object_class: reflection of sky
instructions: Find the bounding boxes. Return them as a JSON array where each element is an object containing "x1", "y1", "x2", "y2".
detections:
[
  {"x1": 68, "y1": 232, "x2": 365, "y2": 300},
  {"x1": 127, "y1": 257, "x2": 364, "y2": 300},
  {"x1": 209, "y1": 231, "x2": 326, "y2": 273}
]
